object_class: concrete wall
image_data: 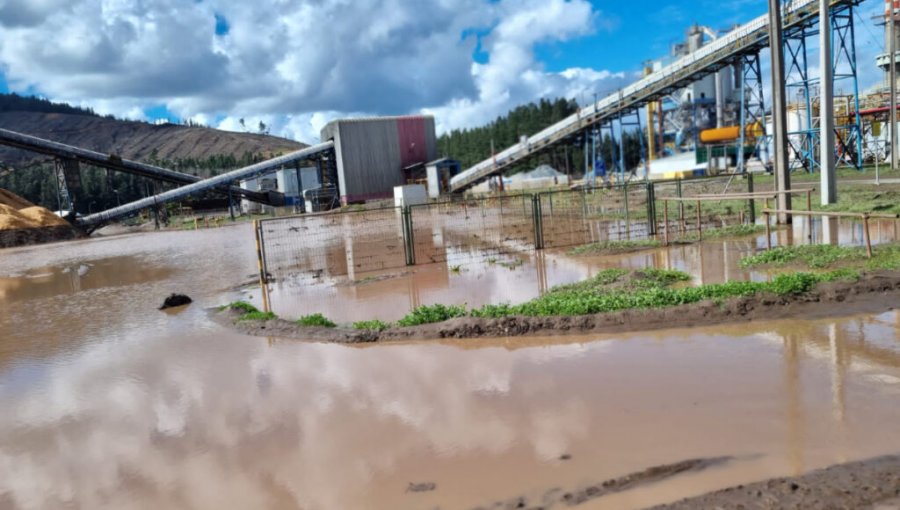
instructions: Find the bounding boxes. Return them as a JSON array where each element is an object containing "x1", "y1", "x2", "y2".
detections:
[{"x1": 321, "y1": 116, "x2": 437, "y2": 203}]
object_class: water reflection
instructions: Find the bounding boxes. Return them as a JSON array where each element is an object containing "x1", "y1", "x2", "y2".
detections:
[{"x1": 0, "y1": 312, "x2": 899, "y2": 510}]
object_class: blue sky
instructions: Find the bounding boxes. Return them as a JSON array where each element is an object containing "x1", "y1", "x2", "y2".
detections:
[{"x1": 0, "y1": 0, "x2": 887, "y2": 141}]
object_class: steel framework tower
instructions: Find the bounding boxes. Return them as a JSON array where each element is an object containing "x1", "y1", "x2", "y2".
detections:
[
  {"x1": 781, "y1": 1, "x2": 863, "y2": 172},
  {"x1": 737, "y1": 53, "x2": 769, "y2": 174}
]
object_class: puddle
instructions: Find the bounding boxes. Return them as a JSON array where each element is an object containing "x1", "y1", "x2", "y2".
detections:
[{"x1": 0, "y1": 220, "x2": 898, "y2": 509}]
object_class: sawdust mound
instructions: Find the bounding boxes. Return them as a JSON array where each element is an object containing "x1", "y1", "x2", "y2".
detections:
[
  {"x1": 0, "y1": 188, "x2": 35, "y2": 209},
  {"x1": 18, "y1": 206, "x2": 69, "y2": 227},
  {"x1": 0, "y1": 204, "x2": 34, "y2": 229},
  {"x1": 0, "y1": 188, "x2": 69, "y2": 230}
]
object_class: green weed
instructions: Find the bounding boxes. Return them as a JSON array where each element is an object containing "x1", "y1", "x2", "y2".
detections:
[
  {"x1": 352, "y1": 320, "x2": 390, "y2": 331},
  {"x1": 397, "y1": 304, "x2": 467, "y2": 327},
  {"x1": 238, "y1": 311, "x2": 277, "y2": 321},
  {"x1": 741, "y1": 245, "x2": 865, "y2": 269},
  {"x1": 221, "y1": 301, "x2": 260, "y2": 313},
  {"x1": 296, "y1": 313, "x2": 337, "y2": 328},
  {"x1": 568, "y1": 239, "x2": 660, "y2": 256}
]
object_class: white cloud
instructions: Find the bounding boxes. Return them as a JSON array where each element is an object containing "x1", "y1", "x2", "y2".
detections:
[{"x1": 0, "y1": 0, "x2": 631, "y2": 141}]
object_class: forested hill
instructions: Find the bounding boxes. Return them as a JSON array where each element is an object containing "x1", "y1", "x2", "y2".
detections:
[
  {"x1": 437, "y1": 98, "x2": 579, "y2": 171},
  {"x1": 438, "y1": 97, "x2": 645, "y2": 178}
]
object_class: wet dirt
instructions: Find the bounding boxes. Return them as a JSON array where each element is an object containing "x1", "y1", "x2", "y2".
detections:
[
  {"x1": 225, "y1": 272, "x2": 900, "y2": 343},
  {"x1": 3, "y1": 224, "x2": 900, "y2": 510},
  {"x1": 648, "y1": 455, "x2": 900, "y2": 509}
]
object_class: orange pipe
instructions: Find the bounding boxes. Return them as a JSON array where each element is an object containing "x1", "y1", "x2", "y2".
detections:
[{"x1": 699, "y1": 123, "x2": 763, "y2": 144}]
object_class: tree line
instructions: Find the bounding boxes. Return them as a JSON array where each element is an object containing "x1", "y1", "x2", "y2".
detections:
[{"x1": 438, "y1": 97, "x2": 648, "y2": 178}]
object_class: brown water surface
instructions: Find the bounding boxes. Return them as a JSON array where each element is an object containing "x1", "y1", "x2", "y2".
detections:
[{"x1": 1, "y1": 224, "x2": 899, "y2": 510}]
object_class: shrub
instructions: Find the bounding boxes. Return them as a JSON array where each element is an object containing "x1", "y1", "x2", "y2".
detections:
[{"x1": 297, "y1": 313, "x2": 337, "y2": 328}]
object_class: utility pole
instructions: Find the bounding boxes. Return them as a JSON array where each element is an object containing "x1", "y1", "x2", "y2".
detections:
[
  {"x1": 820, "y1": 0, "x2": 836, "y2": 204},
  {"x1": 891, "y1": 0, "x2": 898, "y2": 174},
  {"x1": 768, "y1": 0, "x2": 792, "y2": 223}
]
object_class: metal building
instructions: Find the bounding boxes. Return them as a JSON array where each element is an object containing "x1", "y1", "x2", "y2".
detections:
[{"x1": 321, "y1": 115, "x2": 437, "y2": 203}]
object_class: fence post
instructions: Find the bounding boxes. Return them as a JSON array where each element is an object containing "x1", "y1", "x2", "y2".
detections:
[
  {"x1": 401, "y1": 206, "x2": 416, "y2": 266},
  {"x1": 676, "y1": 179, "x2": 684, "y2": 231},
  {"x1": 646, "y1": 182, "x2": 657, "y2": 236},
  {"x1": 581, "y1": 188, "x2": 588, "y2": 217},
  {"x1": 531, "y1": 195, "x2": 544, "y2": 250},
  {"x1": 254, "y1": 220, "x2": 268, "y2": 285},
  {"x1": 764, "y1": 212, "x2": 772, "y2": 249},
  {"x1": 746, "y1": 172, "x2": 756, "y2": 224},
  {"x1": 863, "y1": 214, "x2": 872, "y2": 258},
  {"x1": 623, "y1": 182, "x2": 630, "y2": 236},
  {"x1": 663, "y1": 200, "x2": 669, "y2": 246},
  {"x1": 696, "y1": 200, "x2": 702, "y2": 239}
]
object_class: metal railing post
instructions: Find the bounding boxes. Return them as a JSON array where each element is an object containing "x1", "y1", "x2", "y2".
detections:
[
  {"x1": 401, "y1": 206, "x2": 416, "y2": 266},
  {"x1": 746, "y1": 172, "x2": 756, "y2": 224},
  {"x1": 646, "y1": 182, "x2": 657, "y2": 236},
  {"x1": 532, "y1": 195, "x2": 544, "y2": 250},
  {"x1": 623, "y1": 182, "x2": 630, "y2": 236}
]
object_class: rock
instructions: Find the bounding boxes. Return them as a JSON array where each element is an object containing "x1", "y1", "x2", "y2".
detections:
[{"x1": 160, "y1": 293, "x2": 192, "y2": 310}]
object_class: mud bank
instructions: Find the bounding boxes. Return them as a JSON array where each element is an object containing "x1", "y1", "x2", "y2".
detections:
[
  {"x1": 647, "y1": 455, "x2": 900, "y2": 509},
  {"x1": 471, "y1": 456, "x2": 735, "y2": 510},
  {"x1": 220, "y1": 272, "x2": 900, "y2": 343}
]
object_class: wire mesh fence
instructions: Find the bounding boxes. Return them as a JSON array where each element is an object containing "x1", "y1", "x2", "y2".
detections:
[
  {"x1": 255, "y1": 175, "x2": 769, "y2": 280},
  {"x1": 538, "y1": 184, "x2": 654, "y2": 249},
  {"x1": 259, "y1": 206, "x2": 406, "y2": 282},
  {"x1": 410, "y1": 194, "x2": 535, "y2": 265},
  {"x1": 650, "y1": 174, "x2": 758, "y2": 243}
]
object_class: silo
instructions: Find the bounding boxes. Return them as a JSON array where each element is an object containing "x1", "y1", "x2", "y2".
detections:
[{"x1": 321, "y1": 116, "x2": 437, "y2": 203}]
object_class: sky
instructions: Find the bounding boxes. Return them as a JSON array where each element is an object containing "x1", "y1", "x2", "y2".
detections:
[{"x1": 0, "y1": 0, "x2": 889, "y2": 144}]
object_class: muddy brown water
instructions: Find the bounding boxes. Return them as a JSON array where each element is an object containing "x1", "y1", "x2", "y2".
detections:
[{"x1": 1, "y1": 222, "x2": 900, "y2": 510}]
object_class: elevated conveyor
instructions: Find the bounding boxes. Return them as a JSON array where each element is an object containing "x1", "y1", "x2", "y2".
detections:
[
  {"x1": 79, "y1": 141, "x2": 334, "y2": 227},
  {"x1": 450, "y1": 0, "x2": 859, "y2": 192},
  {"x1": 0, "y1": 128, "x2": 274, "y2": 204}
]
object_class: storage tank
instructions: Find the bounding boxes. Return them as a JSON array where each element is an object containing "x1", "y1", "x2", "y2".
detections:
[{"x1": 321, "y1": 115, "x2": 437, "y2": 204}]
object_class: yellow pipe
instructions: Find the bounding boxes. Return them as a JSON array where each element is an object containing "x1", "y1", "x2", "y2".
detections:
[
  {"x1": 699, "y1": 123, "x2": 764, "y2": 144},
  {"x1": 644, "y1": 66, "x2": 656, "y2": 161}
]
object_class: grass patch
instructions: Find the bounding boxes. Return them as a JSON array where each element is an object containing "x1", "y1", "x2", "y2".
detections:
[
  {"x1": 352, "y1": 320, "x2": 391, "y2": 331},
  {"x1": 741, "y1": 243, "x2": 900, "y2": 272},
  {"x1": 470, "y1": 268, "x2": 855, "y2": 318},
  {"x1": 220, "y1": 301, "x2": 260, "y2": 313},
  {"x1": 569, "y1": 239, "x2": 661, "y2": 255},
  {"x1": 397, "y1": 304, "x2": 467, "y2": 327},
  {"x1": 741, "y1": 244, "x2": 864, "y2": 269},
  {"x1": 237, "y1": 311, "x2": 277, "y2": 321},
  {"x1": 296, "y1": 313, "x2": 337, "y2": 328},
  {"x1": 701, "y1": 224, "x2": 766, "y2": 239}
]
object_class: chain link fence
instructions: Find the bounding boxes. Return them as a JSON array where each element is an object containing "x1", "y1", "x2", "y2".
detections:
[
  {"x1": 255, "y1": 175, "x2": 760, "y2": 280},
  {"x1": 258, "y1": 206, "x2": 405, "y2": 283}
]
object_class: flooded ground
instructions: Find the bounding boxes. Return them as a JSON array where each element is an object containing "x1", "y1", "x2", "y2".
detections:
[
  {"x1": 263, "y1": 216, "x2": 900, "y2": 323},
  {"x1": 1, "y1": 222, "x2": 900, "y2": 509}
]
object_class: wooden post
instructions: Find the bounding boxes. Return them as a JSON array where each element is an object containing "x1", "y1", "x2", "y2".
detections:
[
  {"x1": 254, "y1": 220, "x2": 268, "y2": 285},
  {"x1": 740, "y1": 210, "x2": 745, "y2": 225},
  {"x1": 863, "y1": 214, "x2": 873, "y2": 258},
  {"x1": 806, "y1": 189, "x2": 812, "y2": 212},
  {"x1": 764, "y1": 212, "x2": 771, "y2": 249},
  {"x1": 663, "y1": 200, "x2": 669, "y2": 246},
  {"x1": 696, "y1": 200, "x2": 702, "y2": 237}
]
